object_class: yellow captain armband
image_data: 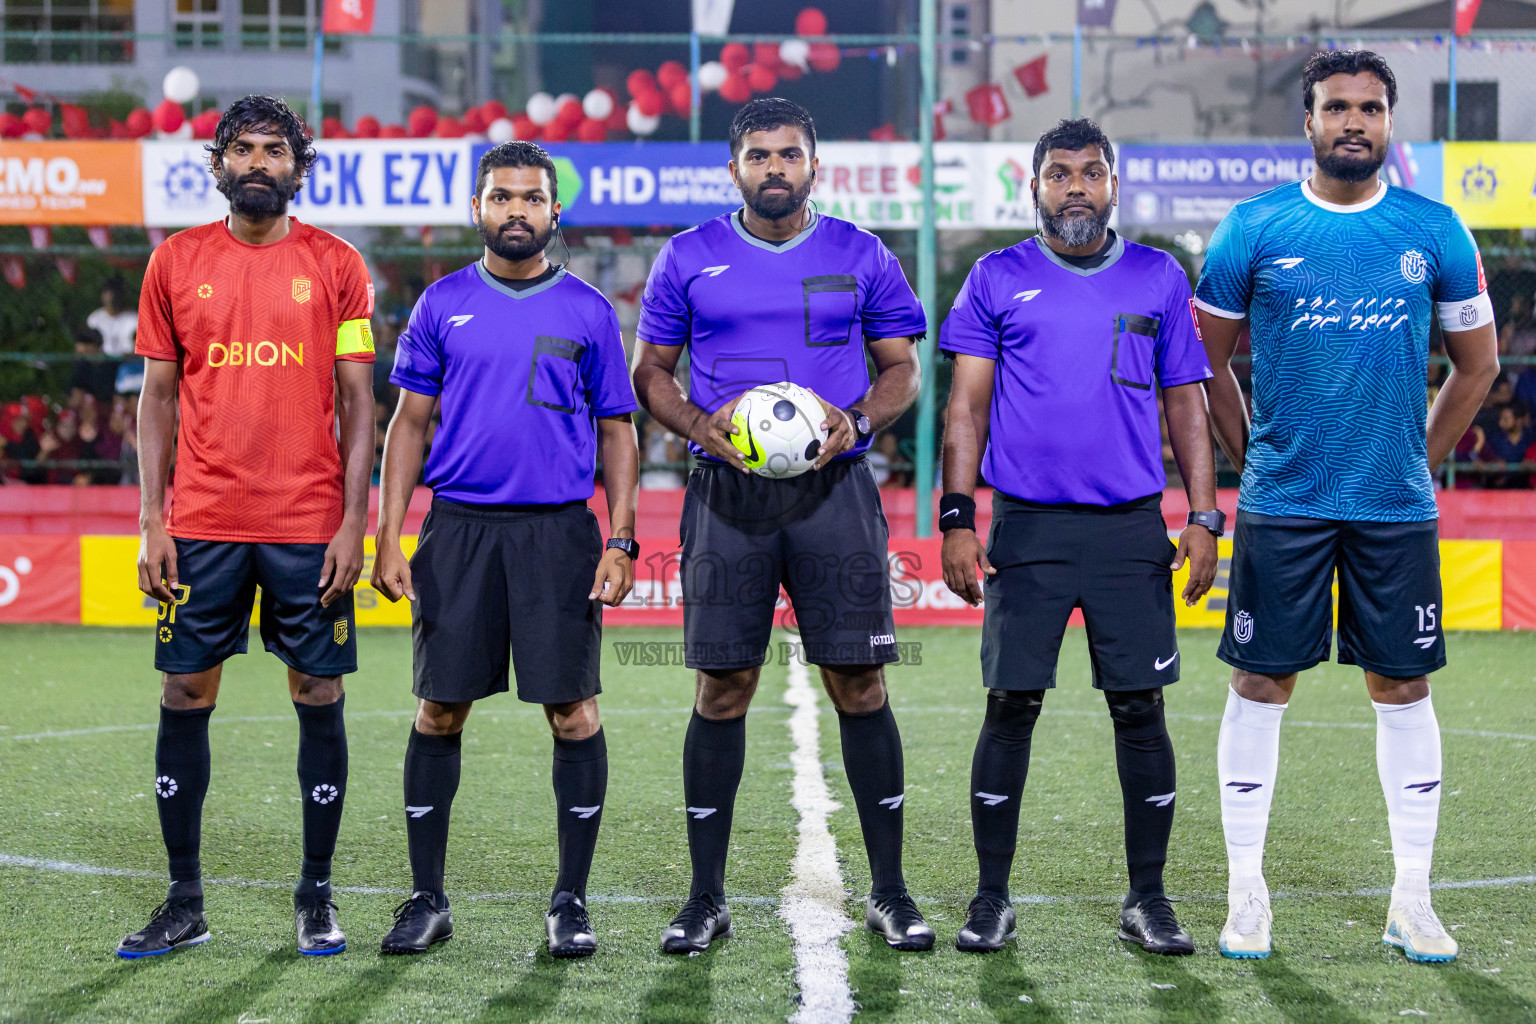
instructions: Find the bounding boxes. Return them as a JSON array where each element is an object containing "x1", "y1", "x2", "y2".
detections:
[{"x1": 336, "y1": 318, "x2": 374, "y2": 356}]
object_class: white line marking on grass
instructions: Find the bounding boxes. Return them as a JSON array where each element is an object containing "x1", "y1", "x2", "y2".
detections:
[{"x1": 778, "y1": 648, "x2": 855, "y2": 1024}]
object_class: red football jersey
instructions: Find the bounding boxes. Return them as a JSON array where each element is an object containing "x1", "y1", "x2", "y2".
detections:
[{"x1": 136, "y1": 218, "x2": 375, "y2": 543}]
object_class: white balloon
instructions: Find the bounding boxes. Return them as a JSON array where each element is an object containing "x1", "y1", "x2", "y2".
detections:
[
  {"x1": 697, "y1": 61, "x2": 728, "y2": 91},
  {"x1": 554, "y1": 92, "x2": 580, "y2": 110},
  {"x1": 778, "y1": 39, "x2": 810, "y2": 68},
  {"x1": 626, "y1": 102, "x2": 661, "y2": 136},
  {"x1": 526, "y1": 92, "x2": 558, "y2": 125},
  {"x1": 486, "y1": 117, "x2": 515, "y2": 143},
  {"x1": 582, "y1": 89, "x2": 614, "y2": 120},
  {"x1": 162, "y1": 65, "x2": 201, "y2": 104}
]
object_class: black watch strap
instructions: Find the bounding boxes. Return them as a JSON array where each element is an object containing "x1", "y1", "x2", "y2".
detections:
[
  {"x1": 845, "y1": 407, "x2": 873, "y2": 442},
  {"x1": 1187, "y1": 509, "x2": 1227, "y2": 538},
  {"x1": 606, "y1": 537, "x2": 640, "y2": 560}
]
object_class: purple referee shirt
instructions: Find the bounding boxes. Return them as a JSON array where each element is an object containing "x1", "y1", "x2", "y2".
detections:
[
  {"x1": 939, "y1": 235, "x2": 1212, "y2": 506},
  {"x1": 391, "y1": 262, "x2": 638, "y2": 505},
  {"x1": 637, "y1": 209, "x2": 928, "y2": 461}
]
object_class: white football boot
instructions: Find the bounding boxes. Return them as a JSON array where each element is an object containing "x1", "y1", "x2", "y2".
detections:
[
  {"x1": 1383, "y1": 899, "x2": 1457, "y2": 963},
  {"x1": 1219, "y1": 890, "x2": 1273, "y2": 959}
]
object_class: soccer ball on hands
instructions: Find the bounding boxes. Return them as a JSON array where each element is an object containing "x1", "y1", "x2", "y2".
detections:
[{"x1": 729, "y1": 382, "x2": 831, "y2": 479}]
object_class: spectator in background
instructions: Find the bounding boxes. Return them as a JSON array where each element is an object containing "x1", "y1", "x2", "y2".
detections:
[
  {"x1": 87, "y1": 277, "x2": 141, "y2": 396},
  {"x1": 639, "y1": 417, "x2": 685, "y2": 489},
  {"x1": 39, "y1": 411, "x2": 88, "y2": 485},
  {"x1": 1501, "y1": 292, "x2": 1536, "y2": 358},
  {"x1": 869, "y1": 432, "x2": 910, "y2": 489},
  {"x1": 1475, "y1": 401, "x2": 1535, "y2": 488},
  {"x1": 1474, "y1": 373, "x2": 1514, "y2": 436},
  {"x1": 3, "y1": 406, "x2": 46, "y2": 484},
  {"x1": 67, "y1": 330, "x2": 115, "y2": 406},
  {"x1": 108, "y1": 394, "x2": 138, "y2": 486}
]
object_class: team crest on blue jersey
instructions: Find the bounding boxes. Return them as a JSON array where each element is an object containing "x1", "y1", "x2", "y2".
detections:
[{"x1": 1400, "y1": 250, "x2": 1427, "y2": 284}]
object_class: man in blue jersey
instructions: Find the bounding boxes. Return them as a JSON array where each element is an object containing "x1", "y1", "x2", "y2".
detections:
[
  {"x1": 632, "y1": 98, "x2": 934, "y2": 953},
  {"x1": 941, "y1": 118, "x2": 1219, "y2": 956},
  {"x1": 1194, "y1": 51, "x2": 1501, "y2": 963},
  {"x1": 371, "y1": 141, "x2": 641, "y2": 959}
]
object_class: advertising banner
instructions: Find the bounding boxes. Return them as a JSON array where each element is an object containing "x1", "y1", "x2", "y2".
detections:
[
  {"x1": 0, "y1": 141, "x2": 143, "y2": 225},
  {"x1": 142, "y1": 139, "x2": 476, "y2": 227},
  {"x1": 0, "y1": 535, "x2": 80, "y2": 623},
  {"x1": 1443, "y1": 141, "x2": 1536, "y2": 228}
]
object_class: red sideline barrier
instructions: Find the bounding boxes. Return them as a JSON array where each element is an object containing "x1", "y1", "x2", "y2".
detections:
[
  {"x1": 1503, "y1": 541, "x2": 1536, "y2": 629},
  {"x1": 5, "y1": 486, "x2": 1536, "y2": 539},
  {"x1": 0, "y1": 535, "x2": 80, "y2": 622}
]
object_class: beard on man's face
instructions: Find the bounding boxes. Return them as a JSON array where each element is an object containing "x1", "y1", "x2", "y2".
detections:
[
  {"x1": 1313, "y1": 134, "x2": 1386, "y2": 184},
  {"x1": 479, "y1": 215, "x2": 553, "y2": 262},
  {"x1": 741, "y1": 173, "x2": 814, "y2": 221},
  {"x1": 217, "y1": 167, "x2": 302, "y2": 219},
  {"x1": 1038, "y1": 195, "x2": 1112, "y2": 248}
]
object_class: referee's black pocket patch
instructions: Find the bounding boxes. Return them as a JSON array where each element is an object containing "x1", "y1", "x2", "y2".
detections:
[
  {"x1": 527, "y1": 335, "x2": 587, "y2": 414},
  {"x1": 1111, "y1": 313, "x2": 1159, "y2": 390}
]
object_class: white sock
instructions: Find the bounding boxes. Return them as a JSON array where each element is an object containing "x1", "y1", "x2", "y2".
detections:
[
  {"x1": 1374, "y1": 693, "x2": 1442, "y2": 904},
  {"x1": 1217, "y1": 687, "x2": 1286, "y2": 900}
]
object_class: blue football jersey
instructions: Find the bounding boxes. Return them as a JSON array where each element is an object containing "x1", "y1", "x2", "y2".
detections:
[{"x1": 1195, "y1": 180, "x2": 1491, "y2": 522}]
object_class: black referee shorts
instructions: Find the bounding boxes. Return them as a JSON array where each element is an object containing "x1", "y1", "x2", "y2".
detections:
[
  {"x1": 410, "y1": 497, "x2": 603, "y2": 706},
  {"x1": 680, "y1": 457, "x2": 897, "y2": 671},
  {"x1": 1217, "y1": 511, "x2": 1446, "y2": 678},
  {"x1": 980, "y1": 492, "x2": 1179, "y2": 692},
  {"x1": 153, "y1": 539, "x2": 357, "y2": 677}
]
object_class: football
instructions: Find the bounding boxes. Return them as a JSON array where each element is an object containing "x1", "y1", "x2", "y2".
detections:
[{"x1": 729, "y1": 382, "x2": 830, "y2": 479}]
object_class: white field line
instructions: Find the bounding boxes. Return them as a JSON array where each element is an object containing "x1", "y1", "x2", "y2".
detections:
[
  {"x1": 7, "y1": 706, "x2": 1530, "y2": 744},
  {"x1": 777, "y1": 648, "x2": 855, "y2": 1024},
  {"x1": 1, "y1": 851, "x2": 1530, "y2": 908}
]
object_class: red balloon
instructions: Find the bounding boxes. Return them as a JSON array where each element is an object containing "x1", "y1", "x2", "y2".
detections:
[
  {"x1": 462, "y1": 107, "x2": 488, "y2": 133},
  {"x1": 22, "y1": 107, "x2": 53, "y2": 136},
  {"x1": 191, "y1": 109, "x2": 222, "y2": 139},
  {"x1": 808, "y1": 42, "x2": 841, "y2": 72},
  {"x1": 511, "y1": 115, "x2": 540, "y2": 140},
  {"x1": 575, "y1": 117, "x2": 607, "y2": 143},
  {"x1": 604, "y1": 105, "x2": 629, "y2": 131},
  {"x1": 626, "y1": 69, "x2": 658, "y2": 99},
  {"x1": 0, "y1": 113, "x2": 24, "y2": 139},
  {"x1": 719, "y1": 73, "x2": 752, "y2": 105},
  {"x1": 779, "y1": 61, "x2": 804, "y2": 81},
  {"x1": 542, "y1": 119, "x2": 571, "y2": 143},
  {"x1": 125, "y1": 108, "x2": 153, "y2": 138},
  {"x1": 635, "y1": 91, "x2": 665, "y2": 118},
  {"x1": 481, "y1": 100, "x2": 509, "y2": 122},
  {"x1": 108, "y1": 118, "x2": 133, "y2": 139},
  {"x1": 151, "y1": 99, "x2": 184, "y2": 134},
  {"x1": 321, "y1": 116, "x2": 348, "y2": 138},
  {"x1": 657, "y1": 60, "x2": 689, "y2": 90},
  {"x1": 407, "y1": 105, "x2": 438, "y2": 137},
  {"x1": 746, "y1": 64, "x2": 778, "y2": 93},
  {"x1": 753, "y1": 43, "x2": 781, "y2": 69},
  {"x1": 669, "y1": 81, "x2": 693, "y2": 115},
  {"x1": 720, "y1": 42, "x2": 750, "y2": 71},
  {"x1": 379, "y1": 123, "x2": 408, "y2": 139},
  {"x1": 353, "y1": 115, "x2": 381, "y2": 138},
  {"x1": 795, "y1": 7, "x2": 828, "y2": 36},
  {"x1": 60, "y1": 104, "x2": 91, "y2": 139},
  {"x1": 555, "y1": 98, "x2": 585, "y2": 128},
  {"x1": 435, "y1": 116, "x2": 465, "y2": 138}
]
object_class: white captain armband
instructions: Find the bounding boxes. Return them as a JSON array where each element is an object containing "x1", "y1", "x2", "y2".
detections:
[{"x1": 1435, "y1": 292, "x2": 1494, "y2": 332}]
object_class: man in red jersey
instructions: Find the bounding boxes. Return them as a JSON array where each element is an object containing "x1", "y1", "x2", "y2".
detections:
[{"x1": 117, "y1": 96, "x2": 376, "y2": 960}]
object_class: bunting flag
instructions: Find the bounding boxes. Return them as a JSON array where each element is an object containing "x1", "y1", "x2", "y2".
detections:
[
  {"x1": 2, "y1": 256, "x2": 25, "y2": 290},
  {"x1": 27, "y1": 225, "x2": 51, "y2": 249},
  {"x1": 54, "y1": 256, "x2": 77, "y2": 285},
  {"x1": 1455, "y1": 0, "x2": 1483, "y2": 35},
  {"x1": 321, "y1": 0, "x2": 375, "y2": 34},
  {"x1": 147, "y1": 228, "x2": 168, "y2": 247},
  {"x1": 965, "y1": 82, "x2": 1011, "y2": 126},
  {"x1": 1014, "y1": 55, "x2": 1050, "y2": 98},
  {"x1": 86, "y1": 226, "x2": 111, "y2": 250}
]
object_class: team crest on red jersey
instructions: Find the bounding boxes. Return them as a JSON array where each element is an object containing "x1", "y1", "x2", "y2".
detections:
[{"x1": 293, "y1": 277, "x2": 312, "y2": 304}]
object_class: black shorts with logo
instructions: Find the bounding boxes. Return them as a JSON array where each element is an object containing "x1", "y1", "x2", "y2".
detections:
[
  {"x1": 153, "y1": 539, "x2": 357, "y2": 677},
  {"x1": 981, "y1": 492, "x2": 1179, "y2": 692},
  {"x1": 410, "y1": 497, "x2": 603, "y2": 705},
  {"x1": 681, "y1": 457, "x2": 896, "y2": 671},
  {"x1": 1217, "y1": 511, "x2": 1445, "y2": 678}
]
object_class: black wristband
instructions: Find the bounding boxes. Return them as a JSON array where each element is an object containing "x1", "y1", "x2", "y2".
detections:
[{"x1": 938, "y1": 492, "x2": 976, "y2": 532}]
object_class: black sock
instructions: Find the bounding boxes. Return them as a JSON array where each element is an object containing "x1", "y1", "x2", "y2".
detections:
[
  {"x1": 837, "y1": 701, "x2": 907, "y2": 894},
  {"x1": 403, "y1": 728, "x2": 461, "y2": 899},
  {"x1": 156, "y1": 704, "x2": 213, "y2": 909},
  {"x1": 295, "y1": 696, "x2": 347, "y2": 899},
  {"x1": 1107, "y1": 688, "x2": 1177, "y2": 899},
  {"x1": 552, "y1": 728, "x2": 608, "y2": 899},
  {"x1": 970, "y1": 689, "x2": 1043, "y2": 898},
  {"x1": 682, "y1": 711, "x2": 746, "y2": 898}
]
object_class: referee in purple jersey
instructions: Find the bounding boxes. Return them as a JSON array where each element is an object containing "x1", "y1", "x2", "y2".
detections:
[
  {"x1": 370, "y1": 142, "x2": 641, "y2": 959},
  {"x1": 939, "y1": 119, "x2": 1220, "y2": 955}
]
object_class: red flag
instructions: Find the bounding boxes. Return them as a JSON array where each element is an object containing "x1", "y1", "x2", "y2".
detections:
[
  {"x1": 27, "y1": 226, "x2": 50, "y2": 250},
  {"x1": 1455, "y1": 0, "x2": 1483, "y2": 35},
  {"x1": 86, "y1": 226, "x2": 111, "y2": 250},
  {"x1": 2, "y1": 256, "x2": 25, "y2": 290},
  {"x1": 322, "y1": 0, "x2": 375, "y2": 34},
  {"x1": 147, "y1": 228, "x2": 168, "y2": 247},
  {"x1": 965, "y1": 83, "x2": 1011, "y2": 127},
  {"x1": 1013, "y1": 55, "x2": 1050, "y2": 98},
  {"x1": 54, "y1": 257, "x2": 77, "y2": 285}
]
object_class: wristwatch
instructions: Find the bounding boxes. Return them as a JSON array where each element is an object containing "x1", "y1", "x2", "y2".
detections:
[
  {"x1": 606, "y1": 537, "x2": 640, "y2": 560},
  {"x1": 845, "y1": 407, "x2": 873, "y2": 442},
  {"x1": 1187, "y1": 509, "x2": 1227, "y2": 538}
]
